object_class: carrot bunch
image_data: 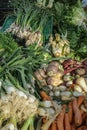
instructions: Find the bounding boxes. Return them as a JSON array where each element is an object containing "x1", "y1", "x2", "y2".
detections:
[{"x1": 47, "y1": 96, "x2": 87, "y2": 130}]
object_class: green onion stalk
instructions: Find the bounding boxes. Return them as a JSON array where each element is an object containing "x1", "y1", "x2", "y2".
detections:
[{"x1": 21, "y1": 115, "x2": 35, "y2": 130}]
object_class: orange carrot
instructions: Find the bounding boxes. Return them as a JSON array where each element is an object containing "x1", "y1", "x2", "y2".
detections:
[
  {"x1": 64, "y1": 113, "x2": 71, "y2": 130},
  {"x1": 56, "y1": 106, "x2": 66, "y2": 130},
  {"x1": 77, "y1": 96, "x2": 85, "y2": 107},
  {"x1": 83, "y1": 127, "x2": 87, "y2": 130},
  {"x1": 40, "y1": 91, "x2": 51, "y2": 100},
  {"x1": 84, "y1": 101, "x2": 87, "y2": 108},
  {"x1": 51, "y1": 121, "x2": 57, "y2": 130},
  {"x1": 77, "y1": 125, "x2": 87, "y2": 130},
  {"x1": 72, "y1": 98, "x2": 82, "y2": 127},
  {"x1": 71, "y1": 124, "x2": 76, "y2": 130},
  {"x1": 48, "y1": 126, "x2": 51, "y2": 130},
  {"x1": 82, "y1": 113, "x2": 87, "y2": 124},
  {"x1": 68, "y1": 102, "x2": 73, "y2": 123},
  {"x1": 85, "y1": 117, "x2": 87, "y2": 125},
  {"x1": 80, "y1": 109, "x2": 84, "y2": 115}
]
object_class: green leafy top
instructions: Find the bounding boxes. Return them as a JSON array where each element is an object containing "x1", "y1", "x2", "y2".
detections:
[
  {"x1": 0, "y1": 33, "x2": 18, "y2": 57},
  {"x1": 66, "y1": 0, "x2": 87, "y2": 29}
]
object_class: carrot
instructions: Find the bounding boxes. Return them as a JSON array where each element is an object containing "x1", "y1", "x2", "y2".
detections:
[
  {"x1": 77, "y1": 96, "x2": 85, "y2": 107},
  {"x1": 71, "y1": 124, "x2": 76, "y2": 130},
  {"x1": 85, "y1": 117, "x2": 87, "y2": 125},
  {"x1": 56, "y1": 106, "x2": 66, "y2": 130},
  {"x1": 68, "y1": 102, "x2": 73, "y2": 123},
  {"x1": 48, "y1": 126, "x2": 51, "y2": 130},
  {"x1": 83, "y1": 127, "x2": 87, "y2": 130},
  {"x1": 40, "y1": 91, "x2": 51, "y2": 100},
  {"x1": 64, "y1": 113, "x2": 71, "y2": 130},
  {"x1": 84, "y1": 101, "x2": 87, "y2": 108},
  {"x1": 72, "y1": 98, "x2": 82, "y2": 127},
  {"x1": 77, "y1": 125, "x2": 87, "y2": 130},
  {"x1": 51, "y1": 121, "x2": 57, "y2": 130},
  {"x1": 82, "y1": 113, "x2": 87, "y2": 124},
  {"x1": 80, "y1": 109, "x2": 84, "y2": 115}
]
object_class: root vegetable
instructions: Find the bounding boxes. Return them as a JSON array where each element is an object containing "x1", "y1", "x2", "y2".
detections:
[
  {"x1": 61, "y1": 91, "x2": 72, "y2": 97},
  {"x1": 48, "y1": 85, "x2": 53, "y2": 90},
  {"x1": 38, "y1": 108, "x2": 47, "y2": 116},
  {"x1": 34, "y1": 71, "x2": 43, "y2": 81},
  {"x1": 48, "y1": 61, "x2": 60, "y2": 68},
  {"x1": 56, "y1": 71, "x2": 64, "y2": 78},
  {"x1": 73, "y1": 91, "x2": 83, "y2": 97},
  {"x1": 46, "y1": 108, "x2": 55, "y2": 116},
  {"x1": 76, "y1": 68, "x2": 86, "y2": 76},
  {"x1": 77, "y1": 96, "x2": 85, "y2": 107},
  {"x1": 49, "y1": 91, "x2": 54, "y2": 97},
  {"x1": 76, "y1": 77, "x2": 87, "y2": 93},
  {"x1": 56, "y1": 106, "x2": 66, "y2": 130},
  {"x1": 39, "y1": 69, "x2": 46, "y2": 78},
  {"x1": 47, "y1": 76, "x2": 63, "y2": 87},
  {"x1": 85, "y1": 117, "x2": 87, "y2": 125},
  {"x1": 40, "y1": 91, "x2": 51, "y2": 100},
  {"x1": 41, "y1": 109, "x2": 61, "y2": 130},
  {"x1": 80, "y1": 109, "x2": 84, "y2": 115},
  {"x1": 64, "y1": 113, "x2": 71, "y2": 130},
  {"x1": 74, "y1": 85, "x2": 83, "y2": 93},
  {"x1": 61, "y1": 96, "x2": 72, "y2": 101},
  {"x1": 81, "y1": 105, "x2": 87, "y2": 112},
  {"x1": 40, "y1": 79, "x2": 47, "y2": 86},
  {"x1": 66, "y1": 81, "x2": 73, "y2": 87},
  {"x1": 72, "y1": 98, "x2": 82, "y2": 126},
  {"x1": 77, "y1": 126, "x2": 87, "y2": 130},
  {"x1": 82, "y1": 113, "x2": 87, "y2": 124},
  {"x1": 34, "y1": 70, "x2": 47, "y2": 86},
  {"x1": 56, "y1": 85, "x2": 66, "y2": 91},
  {"x1": 71, "y1": 124, "x2": 76, "y2": 130},
  {"x1": 84, "y1": 101, "x2": 87, "y2": 108},
  {"x1": 68, "y1": 102, "x2": 73, "y2": 123},
  {"x1": 63, "y1": 75, "x2": 72, "y2": 81},
  {"x1": 40, "y1": 100, "x2": 52, "y2": 108},
  {"x1": 47, "y1": 65, "x2": 58, "y2": 76},
  {"x1": 48, "y1": 126, "x2": 51, "y2": 130},
  {"x1": 51, "y1": 121, "x2": 57, "y2": 130},
  {"x1": 54, "y1": 91, "x2": 60, "y2": 97}
]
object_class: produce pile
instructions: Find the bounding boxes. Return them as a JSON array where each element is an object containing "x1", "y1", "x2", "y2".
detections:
[{"x1": 0, "y1": 0, "x2": 87, "y2": 130}]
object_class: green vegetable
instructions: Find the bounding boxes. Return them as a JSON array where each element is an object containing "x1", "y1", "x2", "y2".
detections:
[
  {"x1": 66, "y1": 0, "x2": 87, "y2": 29},
  {"x1": 21, "y1": 116, "x2": 34, "y2": 130},
  {"x1": 0, "y1": 33, "x2": 18, "y2": 57}
]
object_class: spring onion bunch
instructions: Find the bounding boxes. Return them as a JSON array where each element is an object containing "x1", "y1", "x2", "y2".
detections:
[{"x1": 0, "y1": 87, "x2": 38, "y2": 130}]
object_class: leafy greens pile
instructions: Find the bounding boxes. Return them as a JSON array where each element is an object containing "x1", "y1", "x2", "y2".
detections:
[{"x1": 8, "y1": 0, "x2": 87, "y2": 59}]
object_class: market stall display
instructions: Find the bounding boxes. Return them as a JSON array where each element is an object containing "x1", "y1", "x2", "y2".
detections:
[{"x1": 0, "y1": 0, "x2": 87, "y2": 130}]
